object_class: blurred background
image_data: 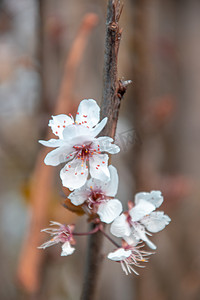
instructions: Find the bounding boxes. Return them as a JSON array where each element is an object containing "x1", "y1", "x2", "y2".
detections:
[{"x1": 0, "y1": 0, "x2": 200, "y2": 299}]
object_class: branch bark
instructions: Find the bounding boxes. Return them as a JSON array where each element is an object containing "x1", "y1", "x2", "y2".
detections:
[{"x1": 80, "y1": 1, "x2": 130, "y2": 300}]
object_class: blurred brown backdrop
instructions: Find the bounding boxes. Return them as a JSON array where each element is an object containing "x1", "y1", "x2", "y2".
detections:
[{"x1": 0, "y1": 0, "x2": 200, "y2": 299}]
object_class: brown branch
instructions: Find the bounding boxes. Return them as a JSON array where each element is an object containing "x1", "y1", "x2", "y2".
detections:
[
  {"x1": 17, "y1": 13, "x2": 99, "y2": 294},
  {"x1": 80, "y1": 2, "x2": 130, "y2": 300}
]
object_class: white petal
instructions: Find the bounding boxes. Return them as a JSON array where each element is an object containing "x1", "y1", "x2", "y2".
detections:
[
  {"x1": 62, "y1": 124, "x2": 93, "y2": 144},
  {"x1": 44, "y1": 145, "x2": 73, "y2": 166},
  {"x1": 141, "y1": 211, "x2": 171, "y2": 233},
  {"x1": 76, "y1": 99, "x2": 100, "y2": 128},
  {"x1": 49, "y1": 114, "x2": 74, "y2": 139},
  {"x1": 89, "y1": 153, "x2": 110, "y2": 181},
  {"x1": 97, "y1": 199, "x2": 123, "y2": 224},
  {"x1": 135, "y1": 191, "x2": 163, "y2": 208},
  {"x1": 86, "y1": 177, "x2": 103, "y2": 192},
  {"x1": 60, "y1": 159, "x2": 88, "y2": 190},
  {"x1": 129, "y1": 199, "x2": 155, "y2": 222},
  {"x1": 110, "y1": 214, "x2": 132, "y2": 237},
  {"x1": 39, "y1": 138, "x2": 65, "y2": 148},
  {"x1": 107, "y1": 248, "x2": 131, "y2": 261},
  {"x1": 61, "y1": 241, "x2": 75, "y2": 256},
  {"x1": 96, "y1": 136, "x2": 120, "y2": 154},
  {"x1": 101, "y1": 165, "x2": 119, "y2": 197},
  {"x1": 91, "y1": 117, "x2": 107, "y2": 137},
  {"x1": 132, "y1": 223, "x2": 156, "y2": 250},
  {"x1": 68, "y1": 184, "x2": 90, "y2": 206},
  {"x1": 123, "y1": 235, "x2": 139, "y2": 246}
]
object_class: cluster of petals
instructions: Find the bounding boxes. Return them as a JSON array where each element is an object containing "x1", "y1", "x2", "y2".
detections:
[
  {"x1": 68, "y1": 165, "x2": 122, "y2": 224},
  {"x1": 110, "y1": 191, "x2": 171, "y2": 250},
  {"x1": 107, "y1": 242, "x2": 152, "y2": 275},
  {"x1": 39, "y1": 99, "x2": 120, "y2": 190},
  {"x1": 38, "y1": 99, "x2": 171, "y2": 277},
  {"x1": 38, "y1": 221, "x2": 75, "y2": 256}
]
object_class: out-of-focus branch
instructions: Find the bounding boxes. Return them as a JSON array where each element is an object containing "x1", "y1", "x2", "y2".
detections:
[
  {"x1": 80, "y1": 2, "x2": 130, "y2": 300},
  {"x1": 17, "y1": 13, "x2": 99, "y2": 294}
]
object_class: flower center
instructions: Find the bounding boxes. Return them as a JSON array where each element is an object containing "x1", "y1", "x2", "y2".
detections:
[
  {"x1": 86, "y1": 189, "x2": 107, "y2": 210},
  {"x1": 58, "y1": 225, "x2": 74, "y2": 243},
  {"x1": 73, "y1": 143, "x2": 101, "y2": 163}
]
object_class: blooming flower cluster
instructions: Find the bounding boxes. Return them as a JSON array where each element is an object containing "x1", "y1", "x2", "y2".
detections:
[{"x1": 39, "y1": 99, "x2": 171, "y2": 275}]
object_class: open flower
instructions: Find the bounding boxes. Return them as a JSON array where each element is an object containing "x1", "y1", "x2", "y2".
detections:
[
  {"x1": 110, "y1": 191, "x2": 171, "y2": 249},
  {"x1": 38, "y1": 221, "x2": 75, "y2": 256},
  {"x1": 107, "y1": 242, "x2": 152, "y2": 275},
  {"x1": 39, "y1": 99, "x2": 120, "y2": 190},
  {"x1": 68, "y1": 165, "x2": 122, "y2": 223}
]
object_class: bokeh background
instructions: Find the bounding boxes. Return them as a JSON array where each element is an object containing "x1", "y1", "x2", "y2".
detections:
[{"x1": 0, "y1": 0, "x2": 200, "y2": 299}]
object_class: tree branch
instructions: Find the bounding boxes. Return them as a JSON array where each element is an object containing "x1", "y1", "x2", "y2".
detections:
[{"x1": 80, "y1": 1, "x2": 130, "y2": 300}]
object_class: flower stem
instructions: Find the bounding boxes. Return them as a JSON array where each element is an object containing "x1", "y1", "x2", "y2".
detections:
[
  {"x1": 99, "y1": 227, "x2": 120, "y2": 248},
  {"x1": 73, "y1": 225, "x2": 100, "y2": 236}
]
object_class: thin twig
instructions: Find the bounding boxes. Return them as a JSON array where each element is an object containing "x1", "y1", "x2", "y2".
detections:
[{"x1": 80, "y1": 1, "x2": 131, "y2": 300}]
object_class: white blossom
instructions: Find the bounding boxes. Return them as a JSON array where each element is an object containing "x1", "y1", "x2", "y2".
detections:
[
  {"x1": 110, "y1": 191, "x2": 171, "y2": 250},
  {"x1": 107, "y1": 243, "x2": 152, "y2": 275},
  {"x1": 39, "y1": 99, "x2": 120, "y2": 190},
  {"x1": 68, "y1": 165, "x2": 122, "y2": 223},
  {"x1": 38, "y1": 221, "x2": 75, "y2": 256}
]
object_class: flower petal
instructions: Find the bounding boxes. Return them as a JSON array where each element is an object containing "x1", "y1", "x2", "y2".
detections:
[
  {"x1": 129, "y1": 199, "x2": 155, "y2": 222},
  {"x1": 90, "y1": 117, "x2": 107, "y2": 137},
  {"x1": 97, "y1": 136, "x2": 120, "y2": 154},
  {"x1": 132, "y1": 223, "x2": 156, "y2": 250},
  {"x1": 107, "y1": 248, "x2": 131, "y2": 261},
  {"x1": 39, "y1": 138, "x2": 65, "y2": 148},
  {"x1": 49, "y1": 114, "x2": 74, "y2": 139},
  {"x1": 110, "y1": 214, "x2": 132, "y2": 237},
  {"x1": 60, "y1": 159, "x2": 88, "y2": 190},
  {"x1": 141, "y1": 211, "x2": 171, "y2": 233},
  {"x1": 97, "y1": 199, "x2": 122, "y2": 224},
  {"x1": 62, "y1": 124, "x2": 93, "y2": 144},
  {"x1": 89, "y1": 153, "x2": 110, "y2": 181},
  {"x1": 44, "y1": 145, "x2": 73, "y2": 166},
  {"x1": 123, "y1": 235, "x2": 139, "y2": 246},
  {"x1": 68, "y1": 184, "x2": 90, "y2": 206},
  {"x1": 61, "y1": 241, "x2": 75, "y2": 256},
  {"x1": 135, "y1": 190, "x2": 163, "y2": 208},
  {"x1": 101, "y1": 165, "x2": 119, "y2": 197},
  {"x1": 76, "y1": 99, "x2": 100, "y2": 128}
]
